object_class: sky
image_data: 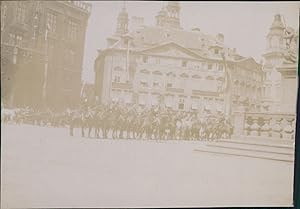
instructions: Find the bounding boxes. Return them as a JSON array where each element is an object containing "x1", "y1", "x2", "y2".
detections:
[{"x1": 81, "y1": 1, "x2": 300, "y2": 83}]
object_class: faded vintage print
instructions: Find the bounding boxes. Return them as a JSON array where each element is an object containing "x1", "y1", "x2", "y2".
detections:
[{"x1": 1, "y1": 1, "x2": 299, "y2": 208}]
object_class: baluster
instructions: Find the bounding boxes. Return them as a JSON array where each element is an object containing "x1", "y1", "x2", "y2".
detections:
[
  {"x1": 272, "y1": 118, "x2": 282, "y2": 139},
  {"x1": 250, "y1": 118, "x2": 259, "y2": 136},
  {"x1": 283, "y1": 117, "x2": 295, "y2": 140},
  {"x1": 261, "y1": 117, "x2": 271, "y2": 138},
  {"x1": 244, "y1": 116, "x2": 251, "y2": 136}
]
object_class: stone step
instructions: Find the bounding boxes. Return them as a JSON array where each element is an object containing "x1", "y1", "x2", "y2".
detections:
[
  {"x1": 194, "y1": 145, "x2": 294, "y2": 163},
  {"x1": 221, "y1": 138, "x2": 294, "y2": 149},
  {"x1": 206, "y1": 143, "x2": 294, "y2": 156}
]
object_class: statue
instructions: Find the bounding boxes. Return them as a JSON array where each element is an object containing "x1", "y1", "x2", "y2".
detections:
[{"x1": 283, "y1": 26, "x2": 298, "y2": 63}]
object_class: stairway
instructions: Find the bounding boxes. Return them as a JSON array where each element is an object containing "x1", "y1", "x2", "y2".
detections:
[{"x1": 194, "y1": 139, "x2": 295, "y2": 163}]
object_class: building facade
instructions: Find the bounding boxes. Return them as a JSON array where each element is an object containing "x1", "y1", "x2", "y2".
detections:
[
  {"x1": 94, "y1": 2, "x2": 263, "y2": 114},
  {"x1": 1, "y1": 1, "x2": 91, "y2": 110}
]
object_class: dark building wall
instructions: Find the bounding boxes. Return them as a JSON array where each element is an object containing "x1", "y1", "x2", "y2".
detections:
[{"x1": 1, "y1": 1, "x2": 91, "y2": 110}]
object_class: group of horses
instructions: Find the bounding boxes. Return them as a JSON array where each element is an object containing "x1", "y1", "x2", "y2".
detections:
[
  {"x1": 69, "y1": 104, "x2": 234, "y2": 141},
  {"x1": 1, "y1": 104, "x2": 234, "y2": 141},
  {"x1": 1, "y1": 107, "x2": 69, "y2": 127}
]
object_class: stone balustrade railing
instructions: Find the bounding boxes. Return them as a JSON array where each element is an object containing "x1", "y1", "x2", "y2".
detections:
[{"x1": 242, "y1": 112, "x2": 296, "y2": 140}]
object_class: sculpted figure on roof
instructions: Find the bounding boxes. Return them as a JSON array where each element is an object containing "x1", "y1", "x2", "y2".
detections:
[{"x1": 283, "y1": 26, "x2": 298, "y2": 63}]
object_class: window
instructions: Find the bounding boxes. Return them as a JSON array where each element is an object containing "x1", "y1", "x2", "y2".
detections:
[
  {"x1": 16, "y1": 35, "x2": 22, "y2": 46},
  {"x1": 64, "y1": 49, "x2": 75, "y2": 65},
  {"x1": 178, "y1": 98, "x2": 184, "y2": 110},
  {"x1": 67, "y1": 20, "x2": 78, "y2": 41},
  {"x1": 47, "y1": 12, "x2": 57, "y2": 33},
  {"x1": 153, "y1": 81, "x2": 159, "y2": 88},
  {"x1": 9, "y1": 33, "x2": 15, "y2": 45},
  {"x1": 1, "y1": 4, "x2": 7, "y2": 31},
  {"x1": 218, "y1": 64, "x2": 223, "y2": 71},
  {"x1": 166, "y1": 83, "x2": 172, "y2": 88},
  {"x1": 69, "y1": 50, "x2": 75, "y2": 65},
  {"x1": 214, "y1": 49, "x2": 219, "y2": 54},
  {"x1": 114, "y1": 76, "x2": 121, "y2": 83},
  {"x1": 208, "y1": 64, "x2": 212, "y2": 70},
  {"x1": 142, "y1": 55, "x2": 148, "y2": 63},
  {"x1": 155, "y1": 58, "x2": 160, "y2": 64},
  {"x1": 181, "y1": 60, "x2": 187, "y2": 67},
  {"x1": 16, "y1": 4, "x2": 26, "y2": 23},
  {"x1": 140, "y1": 80, "x2": 147, "y2": 87}
]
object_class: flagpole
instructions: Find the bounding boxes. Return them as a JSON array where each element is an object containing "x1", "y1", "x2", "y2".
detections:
[
  {"x1": 42, "y1": 24, "x2": 49, "y2": 109},
  {"x1": 126, "y1": 36, "x2": 130, "y2": 82}
]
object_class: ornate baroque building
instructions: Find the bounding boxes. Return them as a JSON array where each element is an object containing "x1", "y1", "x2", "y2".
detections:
[
  {"x1": 94, "y1": 2, "x2": 263, "y2": 113},
  {"x1": 1, "y1": 1, "x2": 91, "y2": 110}
]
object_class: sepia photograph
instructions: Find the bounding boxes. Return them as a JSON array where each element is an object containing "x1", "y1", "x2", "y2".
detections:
[{"x1": 1, "y1": 1, "x2": 299, "y2": 208}]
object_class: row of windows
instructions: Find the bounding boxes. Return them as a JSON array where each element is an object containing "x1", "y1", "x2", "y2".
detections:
[
  {"x1": 8, "y1": 33, "x2": 23, "y2": 46},
  {"x1": 13, "y1": 3, "x2": 79, "y2": 41},
  {"x1": 16, "y1": 4, "x2": 26, "y2": 23},
  {"x1": 47, "y1": 12, "x2": 79, "y2": 41},
  {"x1": 141, "y1": 55, "x2": 224, "y2": 71}
]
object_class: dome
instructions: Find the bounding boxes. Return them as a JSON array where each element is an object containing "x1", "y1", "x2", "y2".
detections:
[
  {"x1": 118, "y1": 7, "x2": 128, "y2": 19},
  {"x1": 270, "y1": 14, "x2": 285, "y2": 29}
]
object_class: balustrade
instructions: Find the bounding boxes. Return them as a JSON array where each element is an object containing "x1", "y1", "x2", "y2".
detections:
[{"x1": 241, "y1": 112, "x2": 295, "y2": 140}]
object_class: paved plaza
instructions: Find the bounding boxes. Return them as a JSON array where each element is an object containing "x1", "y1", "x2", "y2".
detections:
[{"x1": 1, "y1": 124, "x2": 294, "y2": 208}]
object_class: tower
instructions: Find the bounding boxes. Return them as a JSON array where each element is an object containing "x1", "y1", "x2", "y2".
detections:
[
  {"x1": 165, "y1": 1, "x2": 181, "y2": 29},
  {"x1": 155, "y1": 2, "x2": 181, "y2": 29},
  {"x1": 155, "y1": 6, "x2": 167, "y2": 27},
  {"x1": 262, "y1": 14, "x2": 286, "y2": 112},
  {"x1": 266, "y1": 14, "x2": 285, "y2": 51},
  {"x1": 115, "y1": 3, "x2": 129, "y2": 36}
]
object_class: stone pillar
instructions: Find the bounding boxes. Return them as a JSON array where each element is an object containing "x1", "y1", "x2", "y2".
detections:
[
  {"x1": 277, "y1": 63, "x2": 297, "y2": 113},
  {"x1": 232, "y1": 110, "x2": 245, "y2": 137}
]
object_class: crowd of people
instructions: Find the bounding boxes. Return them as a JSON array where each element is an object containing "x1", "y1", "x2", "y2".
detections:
[{"x1": 1, "y1": 102, "x2": 234, "y2": 141}]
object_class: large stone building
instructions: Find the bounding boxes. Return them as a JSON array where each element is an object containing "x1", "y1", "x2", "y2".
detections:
[
  {"x1": 94, "y1": 2, "x2": 263, "y2": 114},
  {"x1": 1, "y1": 1, "x2": 91, "y2": 110}
]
